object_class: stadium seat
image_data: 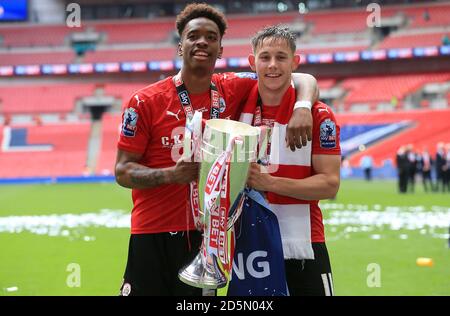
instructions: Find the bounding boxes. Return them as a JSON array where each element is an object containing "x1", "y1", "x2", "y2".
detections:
[{"x1": 0, "y1": 122, "x2": 91, "y2": 177}]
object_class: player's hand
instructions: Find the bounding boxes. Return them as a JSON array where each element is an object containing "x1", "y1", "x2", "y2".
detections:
[
  {"x1": 169, "y1": 158, "x2": 200, "y2": 184},
  {"x1": 286, "y1": 108, "x2": 312, "y2": 151},
  {"x1": 246, "y1": 163, "x2": 272, "y2": 191}
]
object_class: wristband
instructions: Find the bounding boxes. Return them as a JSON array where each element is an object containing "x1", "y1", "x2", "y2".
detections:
[{"x1": 293, "y1": 100, "x2": 312, "y2": 111}]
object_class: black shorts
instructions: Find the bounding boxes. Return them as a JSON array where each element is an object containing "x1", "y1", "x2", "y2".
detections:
[
  {"x1": 119, "y1": 230, "x2": 202, "y2": 296},
  {"x1": 284, "y1": 242, "x2": 334, "y2": 296}
]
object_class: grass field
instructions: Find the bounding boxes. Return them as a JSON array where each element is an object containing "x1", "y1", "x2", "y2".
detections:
[{"x1": 0, "y1": 179, "x2": 449, "y2": 296}]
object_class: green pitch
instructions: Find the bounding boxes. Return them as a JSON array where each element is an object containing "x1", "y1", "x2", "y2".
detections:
[{"x1": 0, "y1": 180, "x2": 449, "y2": 296}]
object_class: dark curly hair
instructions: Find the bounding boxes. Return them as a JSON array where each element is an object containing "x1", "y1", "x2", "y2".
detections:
[{"x1": 175, "y1": 3, "x2": 227, "y2": 38}]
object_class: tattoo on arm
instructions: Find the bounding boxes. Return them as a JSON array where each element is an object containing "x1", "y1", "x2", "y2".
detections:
[{"x1": 129, "y1": 168, "x2": 168, "y2": 187}]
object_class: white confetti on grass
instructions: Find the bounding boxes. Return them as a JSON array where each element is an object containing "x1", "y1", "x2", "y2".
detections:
[
  {"x1": 0, "y1": 209, "x2": 129, "y2": 238},
  {"x1": 321, "y1": 203, "x2": 450, "y2": 241},
  {"x1": 322, "y1": 203, "x2": 450, "y2": 227},
  {"x1": 0, "y1": 205, "x2": 449, "y2": 240}
]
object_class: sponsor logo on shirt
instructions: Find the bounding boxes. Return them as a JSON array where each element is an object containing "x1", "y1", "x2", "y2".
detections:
[
  {"x1": 178, "y1": 91, "x2": 190, "y2": 105},
  {"x1": 318, "y1": 107, "x2": 329, "y2": 113},
  {"x1": 161, "y1": 134, "x2": 183, "y2": 148},
  {"x1": 197, "y1": 107, "x2": 208, "y2": 113},
  {"x1": 166, "y1": 109, "x2": 181, "y2": 121},
  {"x1": 134, "y1": 95, "x2": 144, "y2": 107}
]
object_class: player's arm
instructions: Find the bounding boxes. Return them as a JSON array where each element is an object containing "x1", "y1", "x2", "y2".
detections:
[
  {"x1": 223, "y1": 72, "x2": 317, "y2": 149},
  {"x1": 115, "y1": 149, "x2": 199, "y2": 189},
  {"x1": 287, "y1": 73, "x2": 319, "y2": 151},
  {"x1": 247, "y1": 154, "x2": 340, "y2": 200}
]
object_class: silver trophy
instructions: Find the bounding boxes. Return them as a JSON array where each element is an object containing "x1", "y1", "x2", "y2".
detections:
[{"x1": 179, "y1": 118, "x2": 259, "y2": 289}]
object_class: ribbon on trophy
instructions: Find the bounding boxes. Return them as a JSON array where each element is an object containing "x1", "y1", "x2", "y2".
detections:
[
  {"x1": 203, "y1": 136, "x2": 242, "y2": 274},
  {"x1": 184, "y1": 111, "x2": 203, "y2": 230}
]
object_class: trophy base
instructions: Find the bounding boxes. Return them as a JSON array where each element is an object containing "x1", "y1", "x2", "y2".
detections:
[{"x1": 178, "y1": 253, "x2": 227, "y2": 289}]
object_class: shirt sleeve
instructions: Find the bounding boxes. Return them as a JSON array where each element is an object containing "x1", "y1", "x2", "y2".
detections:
[
  {"x1": 117, "y1": 92, "x2": 152, "y2": 154},
  {"x1": 312, "y1": 103, "x2": 341, "y2": 155}
]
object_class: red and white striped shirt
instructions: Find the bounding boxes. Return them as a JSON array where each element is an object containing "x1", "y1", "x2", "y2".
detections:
[{"x1": 240, "y1": 84, "x2": 341, "y2": 259}]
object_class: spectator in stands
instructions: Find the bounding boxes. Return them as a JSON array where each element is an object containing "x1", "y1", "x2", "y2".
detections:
[
  {"x1": 443, "y1": 143, "x2": 450, "y2": 192},
  {"x1": 396, "y1": 145, "x2": 408, "y2": 193},
  {"x1": 417, "y1": 148, "x2": 433, "y2": 193},
  {"x1": 435, "y1": 142, "x2": 446, "y2": 192},
  {"x1": 406, "y1": 144, "x2": 417, "y2": 193},
  {"x1": 3, "y1": 114, "x2": 10, "y2": 126},
  {"x1": 341, "y1": 158, "x2": 352, "y2": 179},
  {"x1": 360, "y1": 154, "x2": 373, "y2": 181},
  {"x1": 244, "y1": 25, "x2": 340, "y2": 296},
  {"x1": 442, "y1": 34, "x2": 450, "y2": 46},
  {"x1": 34, "y1": 115, "x2": 43, "y2": 126},
  {"x1": 423, "y1": 9, "x2": 430, "y2": 22},
  {"x1": 113, "y1": 3, "x2": 319, "y2": 296},
  {"x1": 390, "y1": 96, "x2": 398, "y2": 109}
]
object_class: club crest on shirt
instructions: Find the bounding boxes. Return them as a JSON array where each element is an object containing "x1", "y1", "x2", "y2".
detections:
[
  {"x1": 320, "y1": 119, "x2": 336, "y2": 148},
  {"x1": 122, "y1": 107, "x2": 138, "y2": 137}
]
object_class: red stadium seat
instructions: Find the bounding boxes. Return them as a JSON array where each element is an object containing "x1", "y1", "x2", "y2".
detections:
[
  {"x1": 0, "y1": 51, "x2": 76, "y2": 66},
  {"x1": 0, "y1": 84, "x2": 96, "y2": 114},
  {"x1": 342, "y1": 73, "x2": 450, "y2": 105},
  {"x1": 378, "y1": 32, "x2": 448, "y2": 49},
  {"x1": 96, "y1": 113, "x2": 122, "y2": 175},
  {"x1": 0, "y1": 24, "x2": 75, "y2": 47},
  {"x1": 0, "y1": 122, "x2": 91, "y2": 177}
]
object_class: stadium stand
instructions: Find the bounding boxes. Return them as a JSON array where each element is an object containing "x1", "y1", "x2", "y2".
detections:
[
  {"x1": 102, "y1": 83, "x2": 147, "y2": 103},
  {"x1": 0, "y1": 24, "x2": 76, "y2": 47},
  {"x1": 377, "y1": 31, "x2": 450, "y2": 49},
  {"x1": 0, "y1": 51, "x2": 76, "y2": 66},
  {"x1": 83, "y1": 47, "x2": 177, "y2": 63},
  {"x1": 317, "y1": 79, "x2": 337, "y2": 90},
  {"x1": 303, "y1": 10, "x2": 373, "y2": 35},
  {"x1": 1, "y1": 2, "x2": 449, "y2": 65},
  {"x1": 0, "y1": 122, "x2": 91, "y2": 177},
  {"x1": 95, "y1": 113, "x2": 121, "y2": 175},
  {"x1": 337, "y1": 109, "x2": 450, "y2": 167},
  {"x1": 225, "y1": 12, "x2": 298, "y2": 39},
  {"x1": 0, "y1": 0, "x2": 449, "y2": 179},
  {"x1": 0, "y1": 84, "x2": 95, "y2": 114},
  {"x1": 88, "y1": 20, "x2": 174, "y2": 44},
  {"x1": 401, "y1": 4, "x2": 450, "y2": 28},
  {"x1": 341, "y1": 73, "x2": 450, "y2": 110}
]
